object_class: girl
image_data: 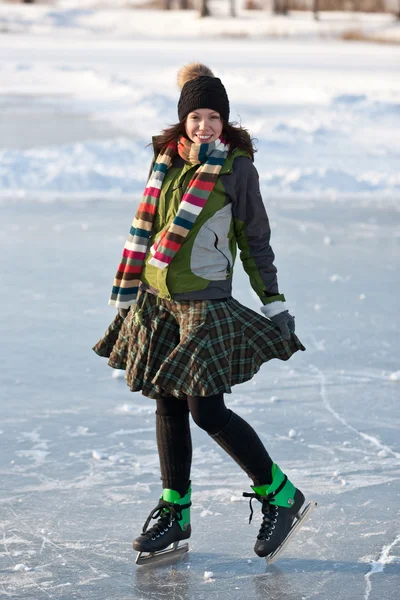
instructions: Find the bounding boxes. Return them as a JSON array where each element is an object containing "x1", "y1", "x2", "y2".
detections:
[{"x1": 93, "y1": 63, "x2": 309, "y2": 563}]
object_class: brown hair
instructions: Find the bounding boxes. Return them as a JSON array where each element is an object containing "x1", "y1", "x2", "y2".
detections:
[{"x1": 152, "y1": 120, "x2": 256, "y2": 161}]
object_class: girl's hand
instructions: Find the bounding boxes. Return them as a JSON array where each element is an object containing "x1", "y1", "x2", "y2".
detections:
[
  {"x1": 260, "y1": 302, "x2": 295, "y2": 341},
  {"x1": 270, "y1": 311, "x2": 295, "y2": 341}
]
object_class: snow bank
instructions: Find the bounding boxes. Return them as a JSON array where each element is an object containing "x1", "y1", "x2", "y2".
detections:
[
  {"x1": 0, "y1": 3, "x2": 399, "y2": 202},
  {"x1": 0, "y1": 3, "x2": 398, "y2": 42}
]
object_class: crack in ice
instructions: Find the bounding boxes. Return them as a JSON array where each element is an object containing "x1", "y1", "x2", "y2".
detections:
[
  {"x1": 364, "y1": 534, "x2": 400, "y2": 600},
  {"x1": 311, "y1": 365, "x2": 400, "y2": 459}
]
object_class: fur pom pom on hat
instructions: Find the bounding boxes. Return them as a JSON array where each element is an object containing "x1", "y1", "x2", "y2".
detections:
[
  {"x1": 177, "y1": 62, "x2": 230, "y2": 123},
  {"x1": 177, "y1": 63, "x2": 215, "y2": 89}
]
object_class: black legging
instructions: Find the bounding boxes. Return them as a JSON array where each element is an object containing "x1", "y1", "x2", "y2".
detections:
[
  {"x1": 155, "y1": 393, "x2": 273, "y2": 496},
  {"x1": 156, "y1": 393, "x2": 231, "y2": 434}
]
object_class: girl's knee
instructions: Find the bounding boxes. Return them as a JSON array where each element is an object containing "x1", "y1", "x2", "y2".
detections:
[
  {"x1": 188, "y1": 394, "x2": 231, "y2": 434},
  {"x1": 156, "y1": 395, "x2": 189, "y2": 417}
]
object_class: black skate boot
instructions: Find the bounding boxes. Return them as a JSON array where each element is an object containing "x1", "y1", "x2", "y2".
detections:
[
  {"x1": 243, "y1": 464, "x2": 316, "y2": 563},
  {"x1": 133, "y1": 486, "x2": 191, "y2": 565}
]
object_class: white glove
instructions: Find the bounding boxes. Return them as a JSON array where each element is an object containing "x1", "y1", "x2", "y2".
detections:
[{"x1": 260, "y1": 301, "x2": 287, "y2": 319}]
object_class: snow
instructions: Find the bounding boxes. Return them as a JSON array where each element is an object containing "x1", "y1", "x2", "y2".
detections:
[
  {"x1": 1, "y1": 3, "x2": 399, "y2": 42},
  {"x1": 389, "y1": 370, "x2": 400, "y2": 381},
  {"x1": 91, "y1": 450, "x2": 108, "y2": 460},
  {"x1": 13, "y1": 564, "x2": 33, "y2": 572},
  {"x1": 1, "y1": 5, "x2": 400, "y2": 202},
  {"x1": 1, "y1": 3, "x2": 399, "y2": 600}
]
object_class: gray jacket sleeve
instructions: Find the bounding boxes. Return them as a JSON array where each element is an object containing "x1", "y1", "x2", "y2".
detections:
[{"x1": 231, "y1": 157, "x2": 284, "y2": 304}]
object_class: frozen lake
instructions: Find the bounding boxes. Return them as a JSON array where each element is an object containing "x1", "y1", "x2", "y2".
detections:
[
  {"x1": 1, "y1": 195, "x2": 399, "y2": 599},
  {"x1": 1, "y1": 10, "x2": 400, "y2": 598}
]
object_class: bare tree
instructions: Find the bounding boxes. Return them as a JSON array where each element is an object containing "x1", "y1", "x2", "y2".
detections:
[
  {"x1": 273, "y1": 0, "x2": 288, "y2": 15},
  {"x1": 199, "y1": 0, "x2": 210, "y2": 17},
  {"x1": 245, "y1": 0, "x2": 260, "y2": 8},
  {"x1": 164, "y1": 0, "x2": 172, "y2": 9},
  {"x1": 313, "y1": 0, "x2": 319, "y2": 20},
  {"x1": 180, "y1": 0, "x2": 190, "y2": 8},
  {"x1": 230, "y1": 0, "x2": 236, "y2": 17}
]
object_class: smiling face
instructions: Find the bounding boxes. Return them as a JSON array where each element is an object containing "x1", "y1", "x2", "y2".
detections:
[{"x1": 184, "y1": 108, "x2": 223, "y2": 144}]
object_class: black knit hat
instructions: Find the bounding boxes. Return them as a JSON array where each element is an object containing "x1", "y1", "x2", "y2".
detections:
[{"x1": 178, "y1": 75, "x2": 230, "y2": 122}]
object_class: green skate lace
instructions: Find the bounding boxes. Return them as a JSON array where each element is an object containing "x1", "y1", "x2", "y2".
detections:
[{"x1": 141, "y1": 499, "x2": 191, "y2": 538}]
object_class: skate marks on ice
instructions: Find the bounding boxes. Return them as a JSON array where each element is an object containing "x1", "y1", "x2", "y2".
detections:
[
  {"x1": 265, "y1": 501, "x2": 318, "y2": 565},
  {"x1": 132, "y1": 548, "x2": 395, "y2": 600},
  {"x1": 0, "y1": 517, "x2": 342, "y2": 600},
  {"x1": 291, "y1": 364, "x2": 400, "y2": 496},
  {"x1": 1, "y1": 503, "x2": 122, "y2": 599},
  {"x1": 133, "y1": 557, "x2": 301, "y2": 600},
  {"x1": 135, "y1": 540, "x2": 189, "y2": 566},
  {"x1": 0, "y1": 492, "x2": 376, "y2": 600},
  {"x1": 310, "y1": 365, "x2": 400, "y2": 460},
  {"x1": 229, "y1": 363, "x2": 400, "y2": 498},
  {"x1": 134, "y1": 500, "x2": 317, "y2": 568},
  {"x1": 1, "y1": 205, "x2": 399, "y2": 599},
  {"x1": 305, "y1": 365, "x2": 400, "y2": 599},
  {"x1": 363, "y1": 534, "x2": 400, "y2": 600}
]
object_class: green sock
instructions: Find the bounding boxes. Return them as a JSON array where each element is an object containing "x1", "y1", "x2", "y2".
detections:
[
  {"x1": 162, "y1": 486, "x2": 191, "y2": 531},
  {"x1": 251, "y1": 464, "x2": 297, "y2": 508}
]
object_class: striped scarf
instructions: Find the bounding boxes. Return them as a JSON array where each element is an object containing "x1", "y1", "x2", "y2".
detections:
[{"x1": 109, "y1": 135, "x2": 229, "y2": 308}]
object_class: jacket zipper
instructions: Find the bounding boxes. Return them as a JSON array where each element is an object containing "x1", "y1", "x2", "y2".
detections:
[{"x1": 211, "y1": 231, "x2": 231, "y2": 277}]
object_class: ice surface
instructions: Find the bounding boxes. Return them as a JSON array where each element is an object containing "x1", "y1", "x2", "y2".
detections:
[
  {"x1": 1, "y1": 196, "x2": 399, "y2": 600},
  {"x1": 1, "y1": 10, "x2": 400, "y2": 600}
]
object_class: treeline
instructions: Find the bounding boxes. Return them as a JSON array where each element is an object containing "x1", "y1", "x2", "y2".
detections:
[
  {"x1": 146, "y1": 0, "x2": 398, "y2": 16},
  {"x1": 18, "y1": 0, "x2": 400, "y2": 18}
]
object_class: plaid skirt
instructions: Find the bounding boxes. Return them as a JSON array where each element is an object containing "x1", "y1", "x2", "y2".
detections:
[{"x1": 93, "y1": 291, "x2": 305, "y2": 400}]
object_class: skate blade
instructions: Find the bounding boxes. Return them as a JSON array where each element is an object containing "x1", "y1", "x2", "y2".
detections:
[
  {"x1": 265, "y1": 500, "x2": 317, "y2": 565},
  {"x1": 135, "y1": 541, "x2": 189, "y2": 566}
]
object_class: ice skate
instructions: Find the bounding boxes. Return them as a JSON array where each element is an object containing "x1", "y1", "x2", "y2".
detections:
[
  {"x1": 133, "y1": 486, "x2": 191, "y2": 565},
  {"x1": 243, "y1": 464, "x2": 317, "y2": 564}
]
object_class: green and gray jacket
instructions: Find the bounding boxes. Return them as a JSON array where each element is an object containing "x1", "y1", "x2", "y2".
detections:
[{"x1": 140, "y1": 147, "x2": 285, "y2": 307}]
